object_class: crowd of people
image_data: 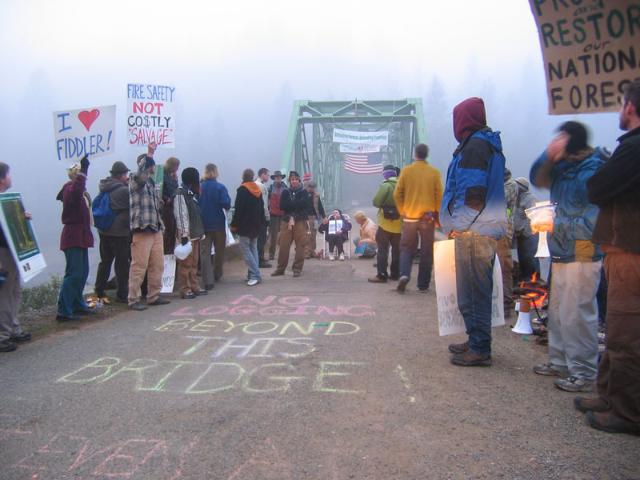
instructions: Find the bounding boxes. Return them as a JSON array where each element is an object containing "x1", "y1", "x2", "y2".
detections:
[{"x1": 0, "y1": 80, "x2": 638, "y2": 436}]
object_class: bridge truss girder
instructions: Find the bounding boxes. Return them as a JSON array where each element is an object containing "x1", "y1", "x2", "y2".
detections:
[{"x1": 280, "y1": 99, "x2": 426, "y2": 208}]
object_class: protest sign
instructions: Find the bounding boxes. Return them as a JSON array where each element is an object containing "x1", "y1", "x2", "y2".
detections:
[
  {"x1": 127, "y1": 83, "x2": 176, "y2": 148},
  {"x1": 53, "y1": 105, "x2": 116, "y2": 162},
  {"x1": 339, "y1": 143, "x2": 381, "y2": 154},
  {"x1": 333, "y1": 128, "x2": 388, "y2": 146},
  {"x1": 161, "y1": 254, "x2": 176, "y2": 294},
  {"x1": 0, "y1": 192, "x2": 46, "y2": 282},
  {"x1": 434, "y1": 239, "x2": 505, "y2": 336},
  {"x1": 529, "y1": 1, "x2": 640, "y2": 114}
]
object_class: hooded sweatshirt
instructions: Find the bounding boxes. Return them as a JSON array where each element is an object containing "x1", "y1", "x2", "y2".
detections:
[
  {"x1": 97, "y1": 176, "x2": 130, "y2": 237},
  {"x1": 440, "y1": 98, "x2": 507, "y2": 239},
  {"x1": 231, "y1": 182, "x2": 264, "y2": 238}
]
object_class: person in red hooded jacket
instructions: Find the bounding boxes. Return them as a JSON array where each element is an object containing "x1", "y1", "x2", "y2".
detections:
[{"x1": 56, "y1": 155, "x2": 95, "y2": 321}]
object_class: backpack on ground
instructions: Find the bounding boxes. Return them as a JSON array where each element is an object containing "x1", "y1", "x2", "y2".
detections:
[{"x1": 92, "y1": 190, "x2": 116, "y2": 231}]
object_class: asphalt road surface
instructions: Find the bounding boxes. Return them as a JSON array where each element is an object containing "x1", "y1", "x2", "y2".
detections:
[{"x1": 1, "y1": 256, "x2": 638, "y2": 479}]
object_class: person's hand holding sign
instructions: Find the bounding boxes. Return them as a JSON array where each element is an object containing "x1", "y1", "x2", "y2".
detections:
[{"x1": 147, "y1": 141, "x2": 157, "y2": 158}]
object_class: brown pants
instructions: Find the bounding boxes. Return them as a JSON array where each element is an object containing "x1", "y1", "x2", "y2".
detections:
[
  {"x1": 497, "y1": 235, "x2": 514, "y2": 310},
  {"x1": 200, "y1": 231, "x2": 226, "y2": 286},
  {"x1": 177, "y1": 239, "x2": 201, "y2": 295},
  {"x1": 128, "y1": 231, "x2": 164, "y2": 305},
  {"x1": 597, "y1": 251, "x2": 640, "y2": 426},
  {"x1": 275, "y1": 219, "x2": 308, "y2": 274}
]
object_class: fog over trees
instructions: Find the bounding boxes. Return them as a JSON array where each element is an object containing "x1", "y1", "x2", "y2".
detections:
[{"x1": 0, "y1": 0, "x2": 622, "y2": 280}]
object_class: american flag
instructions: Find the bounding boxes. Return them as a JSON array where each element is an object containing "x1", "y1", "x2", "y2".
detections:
[{"x1": 343, "y1": 153, "x2": 383, "y2": 174}]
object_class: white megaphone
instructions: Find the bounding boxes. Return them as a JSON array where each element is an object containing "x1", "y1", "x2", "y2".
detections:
[
  {"x1": 512, "y1": 299, "x2": 533, "y2": 335},
  {"x1": 525, "y1": 201, "x2": 555, "y2": 259}
]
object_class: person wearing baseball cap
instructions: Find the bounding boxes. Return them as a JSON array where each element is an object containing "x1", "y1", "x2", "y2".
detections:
[{"x1": 93, "y1": 160, "x2": 131, "y2": 304}]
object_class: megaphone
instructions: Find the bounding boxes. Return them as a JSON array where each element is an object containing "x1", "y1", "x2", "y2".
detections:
[
  {"x1": 512, "y1": 299, "x2": 533, "y2": 335},
  {"x1": 535, "y1": 231, "x2": 550, "y2": 258}
]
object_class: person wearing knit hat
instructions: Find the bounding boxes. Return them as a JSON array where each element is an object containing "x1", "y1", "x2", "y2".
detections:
[
  {"x1": 272, "y1": 170, "x2": 312, "y2": 277},
  {"x1": 128, "y1": 142, "x2": 169, "y2": 311},
  {"x1": 369, "y1": 165, "x2": 402, "y2": 282},
  {"x1": 173, "y1": 167, "x2": 207, "y2": 299},
  {"x1": 93, "y1": 160, "x2": 131, "y2": 304}
]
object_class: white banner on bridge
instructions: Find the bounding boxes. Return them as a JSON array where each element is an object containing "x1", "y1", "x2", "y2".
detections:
[
  {"x1": 333, "y1": 128, "x2": 388, "y2": 146},
  {"x1": 339, "y1": 143, "x2": 381, "y2": 154},
  {"x1": 434, "y1": 239, "x2": 505, "y2": 336}
]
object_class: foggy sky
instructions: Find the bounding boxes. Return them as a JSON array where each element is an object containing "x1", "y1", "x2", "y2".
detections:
[{"x1": 0, "y1": 0, "x2": 623, "y2": 281}]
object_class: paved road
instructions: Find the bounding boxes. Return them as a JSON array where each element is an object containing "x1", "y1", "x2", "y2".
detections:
[{"x1": 1, "y1": 257, "x2": 638, "y2": 479}]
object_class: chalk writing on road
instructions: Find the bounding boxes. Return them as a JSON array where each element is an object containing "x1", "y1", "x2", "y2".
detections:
[
  {"x1": 57, "y1": 357, "x2": 367, "y2": 395},
  {"x1": 169, "y1": 294, "x2": 376, "y2": 318},
  {"x1": 156, "y1": 319, "x2": 361, "y2": 336},
  {"x1": 0, "y1": 415, "x2": 198, "y2": 480}
]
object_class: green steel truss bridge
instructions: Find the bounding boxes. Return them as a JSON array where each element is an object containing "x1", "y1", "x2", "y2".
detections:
[{"x1": 280, "y1": 99, "x2": 426, "y2": 208}]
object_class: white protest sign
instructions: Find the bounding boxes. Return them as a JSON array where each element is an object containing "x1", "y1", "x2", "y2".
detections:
[
  {"x1": 328, "y1": 219, "x2": 343, "y2": 235},
  {"x1": 0, "y1": 192, "x2": 46, "y2": 283},
  {"x1": 434, "y1": 239, "x2": 505, "y2": 336},
  {"x1": 161, "y1": 254, "x2": 176, "y2": 293},
  {"x1": 339, "y1": 143, "x2": 381, "y2": 153},
  {"x1": 333, "y1": 128, "x2": 388, "y2": 146},
  {"x1": 53, "y1": 105, "x2": 116, "y2": 162},
  {"x1": 127, "y1": 83, "x2": 176, "y2": 148}
]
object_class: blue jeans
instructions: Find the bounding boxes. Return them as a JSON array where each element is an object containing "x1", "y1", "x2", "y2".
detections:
[
  {"x1": 354, "y1": 238, "x2": 376, "y2": 258},
  {"x1": 455, "y1": 233, "x2": 496, "y2": 356},
  {"x1": 399, "y1": 219, "x2": 435, "y2": 290},
  {"x1": 239, "y1": 236, "x2": 261, "y2": 281},
  {"x1": 57, "y1": 247, "x2": 90, "y2": 317}
]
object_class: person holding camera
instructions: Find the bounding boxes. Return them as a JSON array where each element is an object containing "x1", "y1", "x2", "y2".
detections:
[
  {"x1": 369, "y1": 165, "x2": 402, "y2": 283},
  {"x1": 393, "y1": 144, "x2": 443, "y2": 293}
]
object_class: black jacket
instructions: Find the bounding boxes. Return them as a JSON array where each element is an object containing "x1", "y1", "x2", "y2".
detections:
[
  {"x1": 280, "y1": 186, "x2": 311, "y2": 222},
  {"x1": 306, "y1": 192, "x2": 326, "y2": 219},
  {"x1": 587, "y1": 126, "x2": 640, "y2": 254},
  {"x1": 231, "y1": 184, "x2": 264, "y2": 238}
]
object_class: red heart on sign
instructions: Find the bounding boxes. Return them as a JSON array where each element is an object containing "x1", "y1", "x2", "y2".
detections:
[{"x1": 78, "y1": 109, "x2": 100, "y2": 132}]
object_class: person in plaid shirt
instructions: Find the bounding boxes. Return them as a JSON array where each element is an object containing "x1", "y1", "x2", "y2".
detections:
[{"x1": 128, "y1": 142, "x2": 170, "y2": 311}]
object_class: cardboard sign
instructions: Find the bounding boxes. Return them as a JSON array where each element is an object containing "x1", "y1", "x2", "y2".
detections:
[
  {"x1": 434, "y1": 239, "x2": 505, "y2": 337},
  {"x1": 0, "y1": 192, "x2": 46, "y2": 282},
  {"x1": 529, "y1": 1, "x2": 640, "y2": 114},
  {"x1": 127, "y1": 83, "x2": 176, "y2": 148},
  {"x1": 161, "y1": 254, "x2": 176, "y2": 293},
  {"x1": 53, "y1": 105, "x2": 116, "y2": 162}
]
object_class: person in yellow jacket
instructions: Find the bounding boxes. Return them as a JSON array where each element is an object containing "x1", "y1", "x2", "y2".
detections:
[
  {"x1": 393, "y1": 143, "x2": 443, "y2": 293},
  {"x1": 369, "y1": 165, "x2": 402, "y2": 283}
]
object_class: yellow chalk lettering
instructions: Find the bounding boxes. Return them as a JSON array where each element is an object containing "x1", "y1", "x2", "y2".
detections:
[
  {"x1": 313, "y1": 361, "x2": 365, "y2": 394},
  {"x1": 279, "y1": 321, "x2": 315, "y2": 336},
  {"x1": 57, "y1": 357, "x2": 121, "y2": 384},
  {"x1": 98, "y1": 359, "x2": 159, "y2": 390},
  {"x1": 155, "y1": 318, "x2": 195, "y2": 332},
  {"x1": 325, "y1": 321, "x2": 360, "y2": 336},
  {"x1": 243, "y1": 363, "x2": 305, "y2": 393},
  {"x1": 189, "y1": 318, "x2": 225, "y2": 333},
  {"x1": 185, "y1": 363, "x2": 244, "y2": 394}
]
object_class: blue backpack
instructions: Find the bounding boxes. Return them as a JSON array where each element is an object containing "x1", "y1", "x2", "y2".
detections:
[{"x1": 92, "y1": 190, "x2": 116, "y2": 231}]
